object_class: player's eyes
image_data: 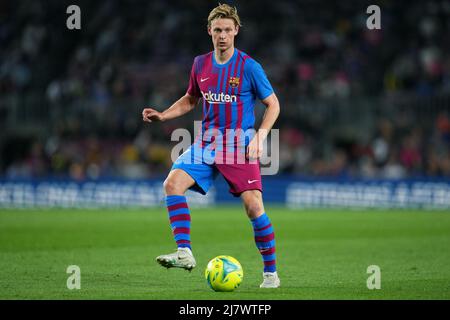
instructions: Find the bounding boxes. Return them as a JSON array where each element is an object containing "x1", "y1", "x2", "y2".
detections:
[{"x1": 213, "y1": 29, "x2": 232, "y2": 33}]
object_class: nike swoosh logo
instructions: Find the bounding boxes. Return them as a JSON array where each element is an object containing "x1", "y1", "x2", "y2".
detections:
[
  {"x1": 248, "y1": 179, "x2": 259, "y2": 184},
  {"x1": 200, "y1": 77, "x2": 209, "y2": 82}
]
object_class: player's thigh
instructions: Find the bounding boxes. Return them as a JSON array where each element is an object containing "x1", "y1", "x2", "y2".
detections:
[
  {"x1": 215, "y1": 161, "x2": 262, "y2": 196},
  {"x1": 163, "y1": 169, "x2": 196, "y2": 194},
  {"x1": 171, "y1": 144, "x2": 217, "y2": 195},
  {"x1": 240, "y1": 190, "x2": 265, "y2": 218}
]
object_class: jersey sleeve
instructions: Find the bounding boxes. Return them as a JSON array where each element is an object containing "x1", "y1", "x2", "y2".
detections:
[
  {"x1": 186, "y1": 57, "x2": 202, "y2": 98},
  {"x1": 248, "y1": 60, "x2": 274, "y2": 100}
]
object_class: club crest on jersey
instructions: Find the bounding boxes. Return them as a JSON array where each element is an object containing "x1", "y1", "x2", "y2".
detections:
[{"x1": 229, "y1": 77, "x2": 240, "y2": 88}]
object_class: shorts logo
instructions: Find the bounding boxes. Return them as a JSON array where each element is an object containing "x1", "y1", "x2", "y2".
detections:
[
  {"x1": 248, "y1": 179, "x2": 259, "y2": 184},
  {"x1": 229, "y1": 77, "x2": 240, "y2": 88}
]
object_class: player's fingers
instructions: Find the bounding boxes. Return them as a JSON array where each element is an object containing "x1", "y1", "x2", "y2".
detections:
[
  {"x1": 143, "y1": 111, "x2": 155, "y2": 122},
  {"x1": 145, "y1": 112, "x2": 158, "y2": 121},
  {"x1": 143, "y1": 108, "x2": 155, "y2": 116},
  {"x1": 257, "y1": 148, "x2": 263, "y2": 158},
  {"x1": 248, "y1": 153, "x2": 258, "y2": 163},
  {"x1": 248, "y1": 147, "x2": 257, "y2": 159}
]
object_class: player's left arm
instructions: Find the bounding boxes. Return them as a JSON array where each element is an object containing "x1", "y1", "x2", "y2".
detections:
[{"x1": 247, "y1": 93, "x2": 280, "y2": 160}]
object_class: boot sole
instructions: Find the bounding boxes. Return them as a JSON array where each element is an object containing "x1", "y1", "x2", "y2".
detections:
[{"x1": 156, "y1": 257, "x2": 196, "y2": 271}]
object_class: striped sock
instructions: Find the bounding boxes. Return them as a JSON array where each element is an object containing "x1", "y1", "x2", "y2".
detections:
[
  {"x1": 166, "y1": 195, "x2": 191, "y2": 250},
  {"x1": 251, "y1": 213, "x2": 276, "y2": 273}
]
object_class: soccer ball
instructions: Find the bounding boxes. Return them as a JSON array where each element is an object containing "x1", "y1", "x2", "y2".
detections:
[{"x1": 205, "y1": 255, "x2": 243, "y2": 292}]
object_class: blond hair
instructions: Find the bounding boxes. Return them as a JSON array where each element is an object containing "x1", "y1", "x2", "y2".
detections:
[{"x1": 207, "y1": 3, "x2": 242, "y2": 28}]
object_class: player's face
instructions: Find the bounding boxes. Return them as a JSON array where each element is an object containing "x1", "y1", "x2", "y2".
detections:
[{"x1": 208, "y1": 18, "x2": 239, "y2": 52}]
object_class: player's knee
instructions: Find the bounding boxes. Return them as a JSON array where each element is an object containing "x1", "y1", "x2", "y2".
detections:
[
  {"x1": 163, "y1": 177, "x2": 182, "y2": 195},
  {"x1": 244, "y1": 200, "x2": 264, "y2": 219}
]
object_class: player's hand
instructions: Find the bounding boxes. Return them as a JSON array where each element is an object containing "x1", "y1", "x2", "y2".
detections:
[
  {"x1": 142, "y1": 108, "x2": 165, "y2": 122},
  {"x1": 246, "y1": 136, "x2": 264, "y2": 160}
]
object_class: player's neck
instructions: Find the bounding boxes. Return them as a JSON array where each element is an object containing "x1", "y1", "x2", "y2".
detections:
[{"x1": 214, "y1": 47, "x2": 235, "y2": 64}]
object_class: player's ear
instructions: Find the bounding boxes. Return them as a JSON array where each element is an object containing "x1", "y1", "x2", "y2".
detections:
[
  {"x1": 234, "y1": 25, "x2": 239, "y2": 35},
  {"x1": 207, "y1": 26, "x2": 212, "y2": 36}
]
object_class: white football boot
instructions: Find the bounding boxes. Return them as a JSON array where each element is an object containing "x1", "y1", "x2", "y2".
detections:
[
  {"x1": 260, "y1": 271, "x2": 281, "y2": 288},
  {"x1": 156, "y1": 247, "x2": 196, "y2": 271}
]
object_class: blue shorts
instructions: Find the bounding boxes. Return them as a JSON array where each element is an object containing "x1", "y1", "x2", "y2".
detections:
[
  {"x1": 171, "y1": 144, "x2": 263, "y2": 196},
  {"x1": 171, "y1": 144, "x2": 218, "y2": 195}
]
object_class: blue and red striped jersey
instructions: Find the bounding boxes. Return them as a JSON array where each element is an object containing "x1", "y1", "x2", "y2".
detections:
[{"x1": 186, "y1": 49, "x2": 274, "y2": 149}]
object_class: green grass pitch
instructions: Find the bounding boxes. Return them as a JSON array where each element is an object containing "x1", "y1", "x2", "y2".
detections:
[{"x1": 1, "y1": 206, "x2": 450, "y2": 299}]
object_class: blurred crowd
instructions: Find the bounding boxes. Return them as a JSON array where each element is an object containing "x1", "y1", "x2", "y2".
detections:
[
  {"x1": 1, "y1": 0, "x2": 450, "y2": 179},
  {"x1": 279, "y1": 110, "x2": 450, "y2": 178}
]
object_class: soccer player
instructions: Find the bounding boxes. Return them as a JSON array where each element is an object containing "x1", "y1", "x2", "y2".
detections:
[{"x1": 142, "y1": 4, "x2": 281, "y2": 288}]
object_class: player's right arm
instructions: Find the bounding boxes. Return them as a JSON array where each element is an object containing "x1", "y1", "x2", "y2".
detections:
[{"x1": 142, "y1": 94, "x2": 199, "y2": 123}]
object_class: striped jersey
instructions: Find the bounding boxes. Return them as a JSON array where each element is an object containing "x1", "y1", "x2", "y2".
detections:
[{"x1": 186, "y1": 48, "x2": 274, "y2": 149}]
